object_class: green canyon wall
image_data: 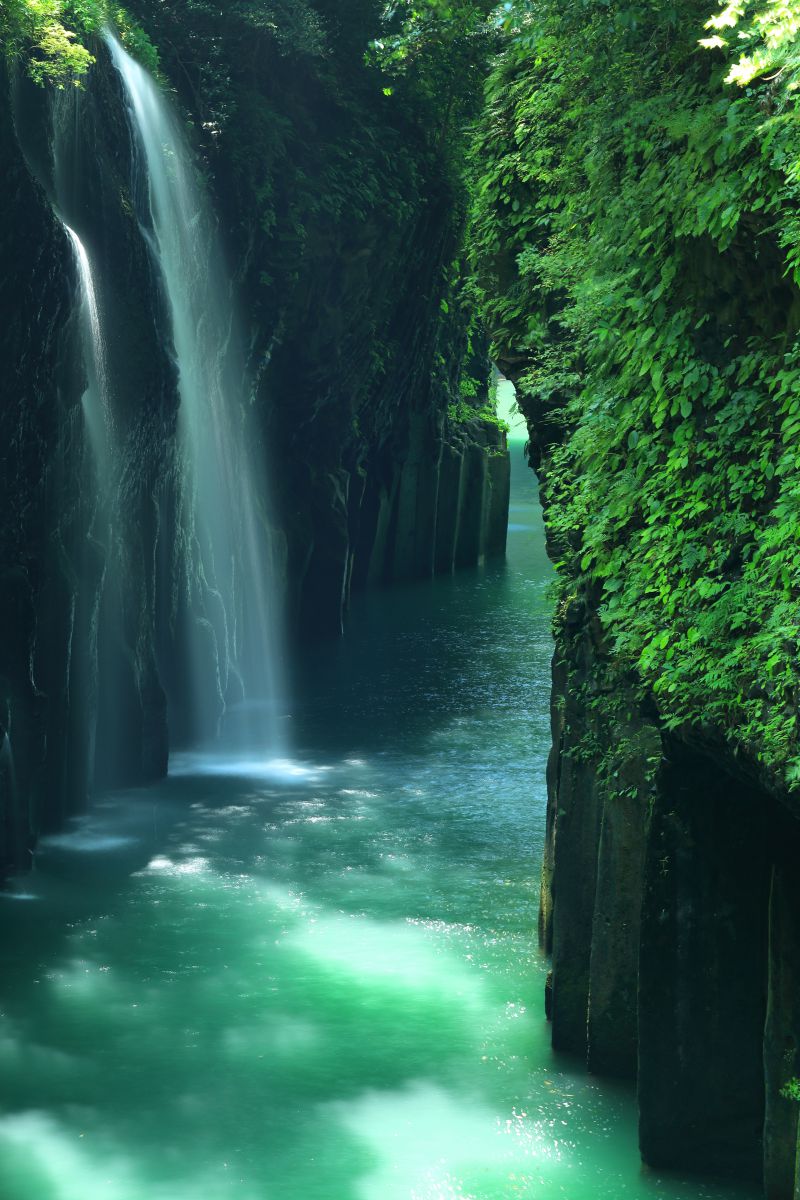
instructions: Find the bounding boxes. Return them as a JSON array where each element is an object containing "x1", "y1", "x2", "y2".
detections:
[{"x1": 469, "y1": 2, "x2": 800, "y2": 1195}]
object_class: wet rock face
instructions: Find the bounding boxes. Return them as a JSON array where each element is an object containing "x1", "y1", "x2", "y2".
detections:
[
  {"x1": 764, "y1": 864, "x2": 800, "y2": 1199},
  {"x1": 0, "y1": 71, "x2": 92, "y2": 864},
  {"x1": 638, "y1": 742, "x2": 770, "y2": 1181},
  {"x1": 540, "y1": 594, "x2": 800, "y2": 1195},
  {"x1": 543, "y1": 600, "x2": 656, "y2": 1074},
  {"x1": 294, "y1": 413, "x2": 509, "y2": 638},
  {"x1": 0, "y1": 61, "x2": 176, "y2": 868},
  {"x1": 135, "y1": 12, "x2": 512, "y2": 641},
  {"x1": 0, "y1": 36, "x2": 510, "y2": 871}
]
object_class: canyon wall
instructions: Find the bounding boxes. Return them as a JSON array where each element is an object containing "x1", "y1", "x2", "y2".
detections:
[
  {"x1": 468, "y1": 6, "x2": 800, "y2": 1193},
  {"x1": 0, "y1": 8, "x2": 509, "y2": 873},
  {"x1": 538, "y1": 593, "x2": 800, "y2": 1193}
]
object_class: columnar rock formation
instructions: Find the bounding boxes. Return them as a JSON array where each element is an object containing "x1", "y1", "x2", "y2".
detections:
[{"x1": 533, "y1": 491, "x2": 800, "y2": 1198}]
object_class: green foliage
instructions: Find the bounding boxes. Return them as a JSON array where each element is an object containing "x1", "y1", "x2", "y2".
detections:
[
  {"x1": 1, "y1": 0, "x2": 97, "y2": 84},
  {"x1": 112, "y1": 7, "x2": 158, "y2": 74},
  {"x1": 468, "y1": 0, "x2": 800, "y2": 788},
  {"x1": 448, "y1": 397, "x2": 509, "y2": 430},
  {"x1": 780, "y1": 1077, "x2": 800, "y2": 1102},
  {"x1": 368, "y1": 0, "x2": 498, "y2": 173},
  {"x1": 702, "y1": 1, "x2": 800, "y2": 85},
  {"x1": 0, "y1": 0, "x2": 157, "y2": 84}
]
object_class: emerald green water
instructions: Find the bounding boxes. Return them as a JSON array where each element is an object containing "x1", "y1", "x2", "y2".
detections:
[{"x1": 0, "y1": 445, "x2": 757, "y2": 1200}]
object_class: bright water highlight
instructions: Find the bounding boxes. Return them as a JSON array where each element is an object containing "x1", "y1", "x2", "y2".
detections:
[
  {"x1": 62, "y1": 224, "x2": 112, "y2": 472},
  {"x1": 0, "y1": 448, "x2": 756, "y2": 1199}
]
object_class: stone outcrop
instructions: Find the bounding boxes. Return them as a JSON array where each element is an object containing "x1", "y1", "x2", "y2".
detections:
[{"x1": 540, "y1": 589, "x2": 800, "y2": 1195}]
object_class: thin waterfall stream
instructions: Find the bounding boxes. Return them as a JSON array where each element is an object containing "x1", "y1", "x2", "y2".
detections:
[
  {"x1": 62, "y1": 225, "x2": 111, "y2": 473},
  {"x1": 0, "y1": 444, "x2": 758, "y2": 1200}
]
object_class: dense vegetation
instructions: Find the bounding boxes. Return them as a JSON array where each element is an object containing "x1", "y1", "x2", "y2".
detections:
[
  {"x1": 0, "y1": 1, "x2": 156, "y2": 81},
  {"x1": 470, "y1": 0, "x2": 800, "y2": 792}
]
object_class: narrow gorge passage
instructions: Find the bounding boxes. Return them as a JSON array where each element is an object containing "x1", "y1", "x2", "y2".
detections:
[{"x1": 0, "y1": 447, "x2": 756, "y2": 1200}]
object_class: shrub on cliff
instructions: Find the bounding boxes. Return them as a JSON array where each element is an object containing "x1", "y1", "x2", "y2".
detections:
[{"x1": 0, "y1": 1, "x2": 156, "y2": 84}]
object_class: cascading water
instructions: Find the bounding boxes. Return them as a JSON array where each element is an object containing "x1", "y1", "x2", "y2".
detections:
[
  {"x1": 62, "y1": 224, "x2": 112, "y2": 473},
  {"x1": 105, "y1": 31, "x2": 286, "y2": 757},
  {"x1": 50, "y1": 81, "x2": 111, "y2": 472}
]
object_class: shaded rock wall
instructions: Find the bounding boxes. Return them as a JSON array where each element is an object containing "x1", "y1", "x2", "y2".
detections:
[
  {"x1": 121, "y1": 2, "x2": 510, "y2": 638},
  {"x1": 280, "y1": 406, "x2": 508, "y2": 638},
  {"x1": 637, "y1": 741, "x2": 770, "y2": 1180},
  {"x1": 0, "y1": 87, "x2": 73, "y2": 868},
  {"x1": 540, "y1": 594, "x2": 800, "y2": 1194},
  {"x1": 764, "y1": 866, "x2": 800, "y2": 1199},
  {"x1": 0, "y1": 59, "x2": 177, "y2": 869},
  {"x1": 0, "y1": 23, "x2": 509, "y2": 874}
]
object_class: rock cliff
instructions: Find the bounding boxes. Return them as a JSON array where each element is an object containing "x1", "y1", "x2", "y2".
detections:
[
  {"x1": 469, "y1": 6, "x2": 800, "y2": 1192},
  {"x1": 0, "y1": 8, "x2": 509, "y2": 873},
  {"x1": 537, "y1": 582, "x2": 800, "y2": 1194}
]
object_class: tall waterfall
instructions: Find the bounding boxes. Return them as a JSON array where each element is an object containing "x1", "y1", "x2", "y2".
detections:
[{"x1": 106, "y1": 31, "x2": 286, "y2": 756}]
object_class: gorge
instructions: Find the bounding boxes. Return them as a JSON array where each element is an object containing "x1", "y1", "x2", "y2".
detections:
[{"x1": 2, "y1": 1, "x2": 800, "y2": 1197}]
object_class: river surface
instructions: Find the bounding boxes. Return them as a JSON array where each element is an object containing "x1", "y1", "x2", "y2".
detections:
[{"x1": 0, "y1": 442, "x2": 757, "y2": 1200}]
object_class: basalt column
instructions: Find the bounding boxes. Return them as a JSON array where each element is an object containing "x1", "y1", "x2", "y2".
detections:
[
  {"x1": 764, "y1": 851, "x2": 800, "y2": 1198},
  {"x1": 637, "y1": 744, "x2": 771, "y2": 1181}
]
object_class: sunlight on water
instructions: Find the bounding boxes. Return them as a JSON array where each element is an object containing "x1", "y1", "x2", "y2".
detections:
[
  {"x1": 331, "y1": 1081, "x2": 554, "y2": 1200},
  {"x1": 286, "y1": 913, "x2": 486, "y2": 1006},
  {"x1": 169, "y1": 753, "x2": 329, "y2": 784},
  {"x1": 0, "y1": 446, "x2": 758, "y2": 1200},
  {"x1": 0, "y1": 1112, "x2": 264, "y2": 1200},
  {"x1": 140, "y1": 855, "x2": 211, "y2": 877}
]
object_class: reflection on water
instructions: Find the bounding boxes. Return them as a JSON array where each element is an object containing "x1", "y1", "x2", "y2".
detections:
[{"x1": 0, "y1": 444, "x2": 756, "y2": 1199}]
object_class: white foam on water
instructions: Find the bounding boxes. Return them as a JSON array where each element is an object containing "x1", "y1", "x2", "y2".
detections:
[
  {"x1": 0, "y1": 1111, "x2": 264, "y2": 1200},
  {"x1": 330, "y1": 1081, "x2": 562, "y2": 1200}
]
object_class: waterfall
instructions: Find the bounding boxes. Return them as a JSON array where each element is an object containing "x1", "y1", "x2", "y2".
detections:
[
  {"x1": 62, "y1": 224, "x2": 112, "y2": 473},
  {"x1": 105, "y1": 31, "x2": 286, "y2": 757},
  {"x1": 50, "y1": 80, "x2": 110, "y2": 473},
  {"x1": 63, "y1": 227, "x2": 105, "y2": 392}
]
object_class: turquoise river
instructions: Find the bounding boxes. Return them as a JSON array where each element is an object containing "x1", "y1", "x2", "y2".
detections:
[{"x1": 0, "y1": 438, "x2": 758, "y2": 1200}]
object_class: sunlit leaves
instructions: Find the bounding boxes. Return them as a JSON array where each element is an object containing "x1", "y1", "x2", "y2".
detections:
[
  {"x1": 0, "y1": 0, "x2": 95, "y2": 83},
  {"x1": 704, "y1": 0, "x2": 800, "y2": 85},
  {"x1": 0, "y1": 0, "x2": 157, "y2": 84}
]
